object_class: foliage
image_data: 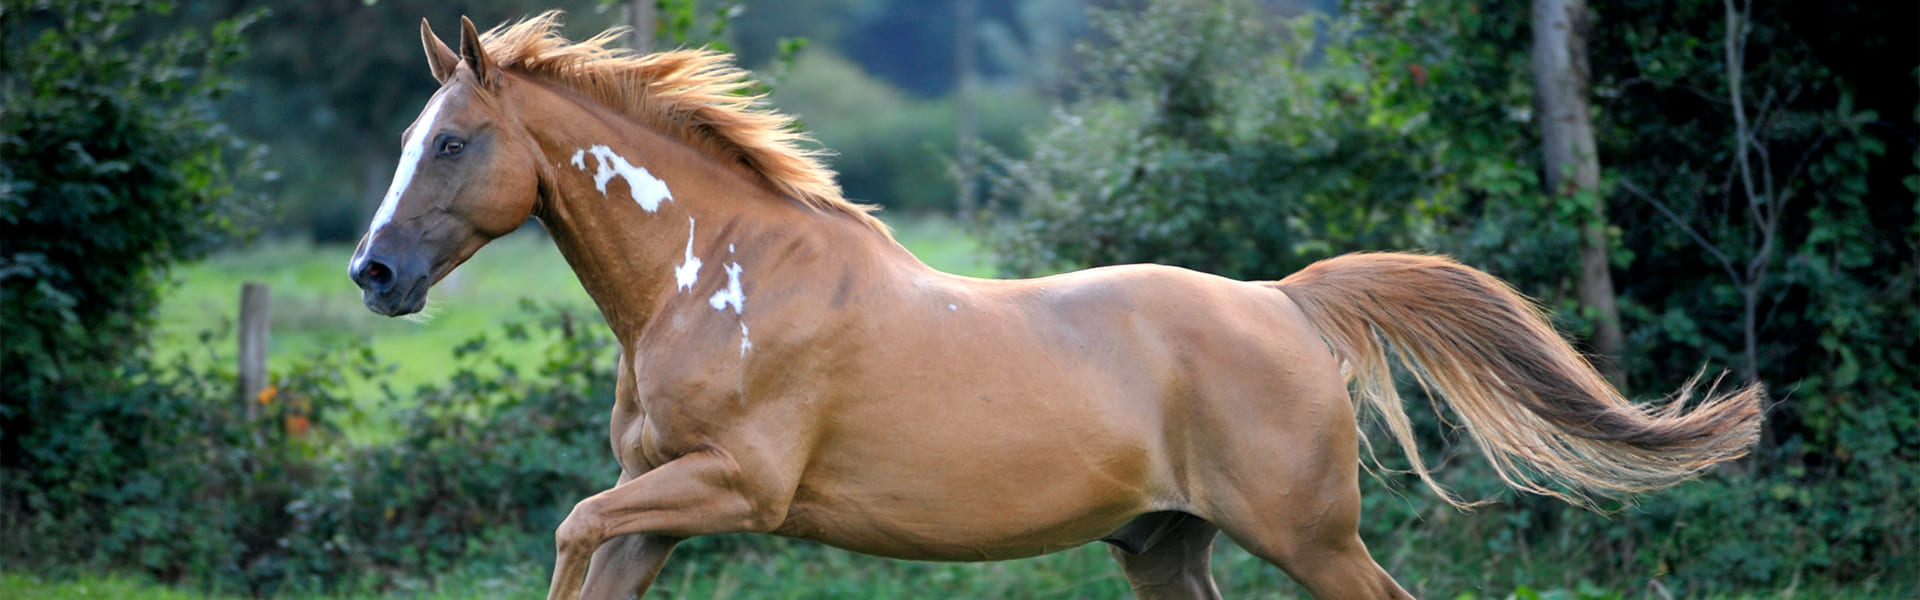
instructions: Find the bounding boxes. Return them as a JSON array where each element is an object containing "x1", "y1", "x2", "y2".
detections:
[
  {"x1": 160, "y1": 0, "x2": 1072, "y2": 241},
  {"x1": 1, "y1": 299, "x2": 619, "y2": 594},
  {"x1": 182, "y1": 0, "x2": 613, "y2": 241},
  {"x1": 0, "y1": 334, "x2": 352, "y2": 587},
  {"x1": 774, "y1": 48, "x2": 1045, "y2": 212},
  {"x1": 981, "y1": 0, "x2": 1439, "y2": 280},
  {"x1": 1580, "y1": 0, "x2": 1919, "y2": 585},
  {"x1": 1359, "y1": 0, "x2": 1920, "y2": 588},
  {"x1": 0, "y1": 0, "x2": 265, "y2": 552},
  {"x1": 256, "y1": 303, "x2": 615, "y2": 594}
]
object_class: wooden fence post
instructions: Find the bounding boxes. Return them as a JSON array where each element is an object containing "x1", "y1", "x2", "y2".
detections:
[{"x1": 238, "y1": 282, "x2": 270, "y2": 420}]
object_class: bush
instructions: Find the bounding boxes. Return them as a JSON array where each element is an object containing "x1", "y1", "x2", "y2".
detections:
[
  {"x1": 0, "y1": 0, "x2": 266, "y2": 390},
  {"x1": 263, "y1": 303, "x2": 616, "y2": 593},
  {"x1": 0, "y1": 0, "x2": 267, "y2": 581},
  {"x1": 1, "y1": 0, "x2": 265, "y2": 508},
  {"x1": 1, "y1": 299, "x2": 622, "y2": 594}
]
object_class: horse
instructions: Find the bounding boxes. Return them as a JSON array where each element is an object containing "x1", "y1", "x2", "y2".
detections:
[{"x1": 348, "y1": 13, "x2": 1762, "y2": 600}]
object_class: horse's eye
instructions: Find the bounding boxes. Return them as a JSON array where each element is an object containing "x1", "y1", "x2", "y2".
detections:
[{"x1": 439, "y1": 137, "x2": 466, "y2": 157}]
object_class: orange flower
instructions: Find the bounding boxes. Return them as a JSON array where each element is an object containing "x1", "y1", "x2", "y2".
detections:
[
  {"x1": 257, "y1": 385, "x2": 278, "y2": 405},
  {"x1": 284, "y1": 414, "x2": 310, "y2": 437}
]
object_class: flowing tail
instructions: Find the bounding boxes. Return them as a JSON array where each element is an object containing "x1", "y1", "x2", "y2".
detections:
[{"x1": 1273, "y1": 252, "x2": 1763, "y2": 508}]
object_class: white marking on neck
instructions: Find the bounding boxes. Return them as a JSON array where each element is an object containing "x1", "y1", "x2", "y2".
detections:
[
  {"x1": 738, "y1": 322, "x2": 753, "y2": 357},
  {"x1": 948, "y1": 303, "x2": 958, "y2": 311},
  {"x1": 574, "y1": 144, "x2": 672, "y2": 212},
  {"x1": 708, "y1": 262, "x2": 745, "y2": 314},
  {"x1": 674, "y1": 217, "x2": 702, "y2": 291},
  {"x1": 368, "y1": 92, "x2": 451, "y2": 236}
]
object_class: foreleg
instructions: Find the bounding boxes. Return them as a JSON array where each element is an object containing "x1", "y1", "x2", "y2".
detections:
[
  {"x1": 577, "y1": 533, "x2": 680, "y2": 600},
  {"x1": 547, "y1": 450, "x2": 770, "y2": 600}
]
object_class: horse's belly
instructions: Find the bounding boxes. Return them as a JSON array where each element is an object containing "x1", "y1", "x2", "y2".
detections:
[
  {"x1": 768, "y1": 425, "x2": 1163, "y2": 561},
  {"x1": 773, "y1": 493, "x2": 1140, "y2": 562}
]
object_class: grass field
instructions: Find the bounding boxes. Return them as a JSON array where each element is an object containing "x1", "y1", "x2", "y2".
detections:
[{"x1": 9, "y1": 547, "x2": 1907, "y2": 600}]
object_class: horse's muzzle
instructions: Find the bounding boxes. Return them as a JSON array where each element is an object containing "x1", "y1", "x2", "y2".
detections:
[{"x1": 349, "y1": 250, "x2": 429, "y2": 316}]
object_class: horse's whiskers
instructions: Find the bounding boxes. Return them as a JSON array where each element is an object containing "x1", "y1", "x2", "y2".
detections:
[{"x1": 399, "y1": 300, "x2": 443, "y2": 324}]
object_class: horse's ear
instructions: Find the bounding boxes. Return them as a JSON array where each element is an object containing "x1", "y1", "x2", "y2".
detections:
[
  {"x1": 421, "y1": 19, "x2": 457, "y2": 84},
  {"x1": 458, "y1": 16, "x2": 496, "y2": 89}
]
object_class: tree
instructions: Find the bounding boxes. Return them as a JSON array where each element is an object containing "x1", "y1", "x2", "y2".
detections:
[{"x1": 1531, "y1": 0, "x2": 1625, "y2": 385}]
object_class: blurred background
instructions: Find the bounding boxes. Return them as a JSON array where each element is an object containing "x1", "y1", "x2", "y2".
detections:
[{"x1": 2, "y1": 0, "x2": 1915, "y2": 598}]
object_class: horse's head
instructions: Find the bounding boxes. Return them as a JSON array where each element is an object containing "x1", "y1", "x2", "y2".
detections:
[{"x1": 350, "y1": 17, "x2": 541, "y2": 316}]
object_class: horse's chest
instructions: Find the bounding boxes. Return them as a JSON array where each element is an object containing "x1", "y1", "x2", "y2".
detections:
[
  {"x1": 611, "y1": 376, "x2": 728, "y2": 473},
  {"x1": 606, "y1": 381, "x2": 678, "y2": 473}
]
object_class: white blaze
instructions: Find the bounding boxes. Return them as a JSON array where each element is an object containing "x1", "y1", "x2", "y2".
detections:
[
  {"x1": 674, "y1": 217, "x2": 702, "y2": 291},
  {"x1": 368, "y1": 92, "x2": 452, "y2": 236},
  {"x1": 573, "y1": 144, "x2": 672, "y2": 212}
]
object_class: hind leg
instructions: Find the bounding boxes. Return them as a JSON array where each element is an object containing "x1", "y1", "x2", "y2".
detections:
[
  {"x1": 1231, "y1": 527, "x2": 1409, "y2": 600},
  {"x1": 1210, "y1": 458, "x2": 1412, "y2": 600},
  {"x1": 1107, "y1": 514, "x2": 1222, "y2": 600},
  {"x1": 1208, "y1": 432, "x2": 1413, "y2": 600},
  {"x1": 1197, "y1": 389, "x2": 1413, "y2": 598}
]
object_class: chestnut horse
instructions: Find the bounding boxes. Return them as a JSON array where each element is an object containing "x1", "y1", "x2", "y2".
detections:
[{"x1": 350, "y1": 14, "x2": 1762, "y2": 600}]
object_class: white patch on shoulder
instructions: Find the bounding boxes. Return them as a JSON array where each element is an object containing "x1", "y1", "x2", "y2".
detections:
[
  {"x1": 575, "y1": 144, "x2": 672, "y2": 212},
  {"x1": 708, "y1": 262, "x2": 745, "y2": 314},
  {"x1": 674, "y1": 217, "x2": 702, "y2": 291},
  {"x1": 368, "y1": 91, "x2": 451, "y2": 235},
  {"x1": 738, "y1": 322, "x2": 752, "y2": 357},
  {"x1": 948, "y1": 303, "x2": 958, "y2": 311}
]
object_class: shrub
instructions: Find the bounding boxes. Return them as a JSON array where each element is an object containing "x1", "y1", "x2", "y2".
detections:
[
  {"x1": 263, "y1": 303, "x2": 617, "y2": 593},
  {"x1": 1, "y1": 297, "x2": 623, "y2": 594}
]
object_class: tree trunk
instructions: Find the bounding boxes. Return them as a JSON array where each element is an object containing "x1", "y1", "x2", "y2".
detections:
[
  {"x1": 953, "y1": 0, "x2": 980, "y2": 218},
  {"x1": 1532, "y1": 0, "x2": 1626, "y2": 387},
  {"x1": 622, "y1": 0, "x2": 655, "y2": 52}
]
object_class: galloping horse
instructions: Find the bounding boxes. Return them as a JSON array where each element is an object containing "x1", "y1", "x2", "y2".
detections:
[{"x1": 350, "y1": 14, "x2": 1762, "y2": 599}]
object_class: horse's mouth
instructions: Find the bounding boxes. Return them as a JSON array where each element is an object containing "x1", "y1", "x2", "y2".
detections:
[{"x1": 361, "y1": 279, "x2": 430, "y2": 317}]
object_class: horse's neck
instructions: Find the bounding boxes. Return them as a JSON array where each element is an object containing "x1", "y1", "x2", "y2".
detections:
[{"x1": 521, "y1": 84, "x2": 909, "y2": 347}]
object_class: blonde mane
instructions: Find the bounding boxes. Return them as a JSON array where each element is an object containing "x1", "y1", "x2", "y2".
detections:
[{"x1": 480, "y1": 12, "x2": 889, "y2": 236}]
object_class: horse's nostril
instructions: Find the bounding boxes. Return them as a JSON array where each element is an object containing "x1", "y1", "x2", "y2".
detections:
[{"x1": 355, "y1": 258, "x2": 396, "y2": 292}]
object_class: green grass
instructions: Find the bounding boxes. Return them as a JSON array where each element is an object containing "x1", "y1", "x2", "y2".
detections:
[
  {"x1": 1, "y1": 572, "x2": 225, "y2": 600},
  {"x1": 10, "y1": 544, "x2": 1908, "y2": 600}
]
